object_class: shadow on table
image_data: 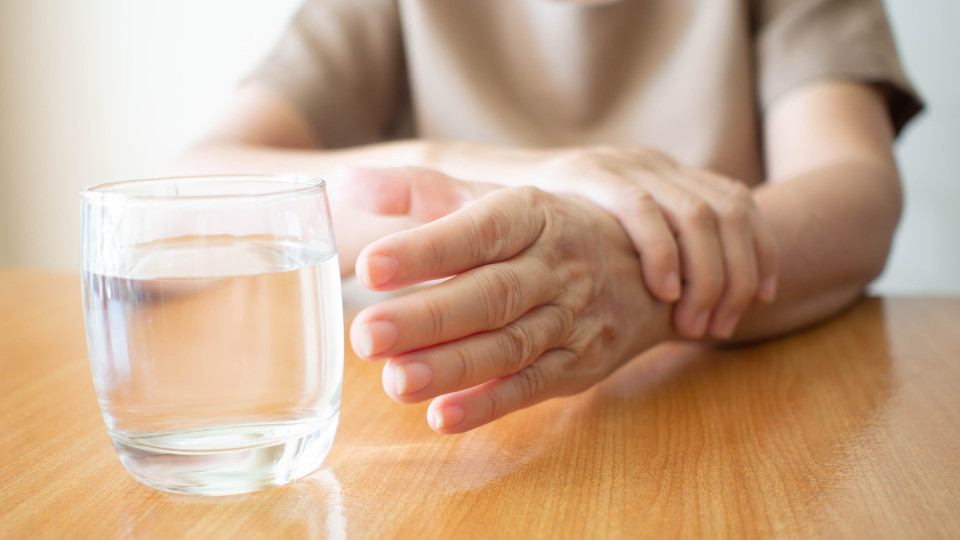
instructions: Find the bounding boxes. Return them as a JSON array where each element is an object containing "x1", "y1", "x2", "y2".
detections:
[
  {"x1": 328, "y1": 293, "x2": 897, "y2": 536},
  {"x1": 582, "y1": 297, "x2": 897, "y2": 533}
]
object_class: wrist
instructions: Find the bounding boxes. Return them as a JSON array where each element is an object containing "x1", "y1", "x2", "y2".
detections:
[{"x1": 557, "y1": 191, "x2": 679, "y2": 361}]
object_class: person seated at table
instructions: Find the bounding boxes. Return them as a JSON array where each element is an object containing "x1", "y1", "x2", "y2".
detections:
[{"x1": 178, "y1": 0, "x2": 922, "y2": 434}]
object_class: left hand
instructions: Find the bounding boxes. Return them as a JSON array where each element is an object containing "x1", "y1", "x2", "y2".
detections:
[
  {"x1": 344, "y1": 167, "x2": 674, "y2": 434},
  {"x1": 529, "y1": 145, "x2": 780, "y2": 340}
]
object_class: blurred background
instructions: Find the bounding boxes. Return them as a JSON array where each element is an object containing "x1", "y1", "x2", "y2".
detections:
[{"x1": 1, "y1": 0, "x2": 957, "y2": 293}]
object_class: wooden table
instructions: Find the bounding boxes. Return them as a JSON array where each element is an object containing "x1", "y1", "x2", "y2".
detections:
[{"x1": 2, "y1": 269, "x2": 959, "y2": 539}]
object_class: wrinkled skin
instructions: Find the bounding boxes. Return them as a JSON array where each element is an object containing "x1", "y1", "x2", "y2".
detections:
[
  {"x1": 528, "y1": 145, "x2": 779, "y2": 339},
  {"x1": 347, "y1": 168, "x2": 675, "y2": 433}
]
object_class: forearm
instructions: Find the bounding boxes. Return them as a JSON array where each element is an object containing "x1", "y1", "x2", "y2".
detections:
[
  {"x1": 176, "y1": 136, "x2": 900, "y2": 343},
  {"x1": 424, "y1": 140, "x2": 905, "y2": 343},
  {"x1": 423, "y1": 141, "x2": 904, "y2": 343},
  {"x1": 730, "y1": 160, "x2": 902, "y2": 341}
]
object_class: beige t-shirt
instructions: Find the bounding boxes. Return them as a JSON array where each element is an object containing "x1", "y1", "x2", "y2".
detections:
[{"x1": 250, "y1": 0, "x2": 922, "y2": 183}]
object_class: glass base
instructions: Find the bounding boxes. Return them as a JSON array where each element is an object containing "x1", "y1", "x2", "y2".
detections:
[{"x1": 110, "y1": 413, "x2": 339, "y2": 495}]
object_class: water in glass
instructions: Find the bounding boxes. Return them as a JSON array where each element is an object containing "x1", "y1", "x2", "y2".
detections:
[{"x1": 82, "y1": 235, "x2": 343, "y2": 495}]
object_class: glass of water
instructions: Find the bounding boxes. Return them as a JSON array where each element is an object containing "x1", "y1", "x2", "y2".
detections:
[{"x1": 80, "y1": 175, "x2": 343, "y2": 495}]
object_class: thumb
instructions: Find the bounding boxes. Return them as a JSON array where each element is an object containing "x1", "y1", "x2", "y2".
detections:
[{"x1": 339, "y1": 166, "x2": 498, "y2": 223}]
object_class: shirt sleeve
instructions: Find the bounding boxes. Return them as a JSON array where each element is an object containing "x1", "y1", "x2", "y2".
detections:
[
  {"x1": 245, "y1": 0, "x2": 407, "y2": 148},
  {"x1": 754, "y1": 0, "x2": 923, "y2": 134}
]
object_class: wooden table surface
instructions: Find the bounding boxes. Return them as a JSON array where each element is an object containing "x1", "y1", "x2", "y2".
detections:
[{"x1": 1, "y1": 268, "x2": 959, "y2": 539}]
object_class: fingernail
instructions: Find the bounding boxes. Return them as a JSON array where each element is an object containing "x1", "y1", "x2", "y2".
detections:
[
  {"x1": 432, "y1": 405, "x2": 466, "y2": 431},
  {"x1": 352, "y1": 320, "x2": 399, "y2": 357},
  {"x1": 759, "y1": 275, "x2": 777, "y2": 303},
  {"x1": 358, "y1": 254, "x2": 398, "y2": 288},
  {"x1": 394, "y1": 362, "x2": 432, "y2": 395},
  {"x1": 714, "y1": 313, "x2": 741, "y2": 339},
  {"x1": 664, "y1": 272, "x2": 681, "y2": 301},
  {"x1": 692, "y1": 310, "x2": 710, "y2": 337}
]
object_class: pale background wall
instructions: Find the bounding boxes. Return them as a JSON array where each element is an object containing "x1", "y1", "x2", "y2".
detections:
[
  {"x1": 1, "y1": 0, "x2": 957, "y2": 293},
  {"x1": 870, "y1": 0, "x2": 960, "y2": 294},
  {"x1": 0, "y1": 0, "x2": 302, "y2": 270}
]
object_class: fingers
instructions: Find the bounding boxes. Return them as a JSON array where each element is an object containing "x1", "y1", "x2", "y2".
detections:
[
  {"x1": 751, "y1": 210, "x2": 780, "y2": 303},
  {"x1": 655, "y1": 190, "x2": 726, "y2": 338},
  {"x1": 534, "y1": 160, "x2": 682, "y2": 303},
  {"x1": 426, "y1": 349, "x2": 577, "y2": 434},
  {"x1": 355, "y1": 185, "x2": 547, "y2": 291},
  {"x1": 351, "y1": 256, "x2": 558, "y2": 359},
  {"x1": 671, "y1": 176, "x2": 776, "y2": 339},
  {"x1": 592, "y1": 172, "x2": 723, "y2": 337},
  {"x1": 611, "y1": 189, "x2": 682, "y2": 302},
  {"x1": 380, "y1": 304, "x2": 571, "y2": 403},
  {"x1": 544, "y1": 148, "x2": 778, "y2": 341},
  {"x1": 707, "y1": 185, "x2": 759, "y2": 338}
]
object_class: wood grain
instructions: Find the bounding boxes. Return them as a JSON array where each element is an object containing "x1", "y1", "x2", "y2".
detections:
[{"x1": 1, "y1": 269, "x2": 958, "y2": 539}]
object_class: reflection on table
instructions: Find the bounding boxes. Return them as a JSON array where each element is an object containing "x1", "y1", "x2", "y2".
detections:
[{"x1": 1, "y1": 270, "x2": 958, "y2": 538}]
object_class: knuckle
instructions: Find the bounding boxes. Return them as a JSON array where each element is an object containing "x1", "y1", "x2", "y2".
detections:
[
  {"x1": 473, "y1": 187, "x2": 544, "y2": 261},
  {"x1": 718, "y1": 186, "x2": 753, "y2": 225},
  {"x1": 478, "y1": 266, "x2": 525, "y2": 327},
  {"x1": 482, "y1": 384, "x2": 506, "y2": 422},
  {"x1": 718, "y1": 203, "x2": 749, "y2": 227},
  {"x1": 513, "y1": 185, "x2": 545, "y2": 205},
  {"x1": 727, "y1": 182, "x2": 753, "y2": 203},
  {"x1": 556, "y1": 305, "x2": 576, "y2": 338},
  {"x1": 543, "y1": 304, "x2": 576, "y2": 345},
  {"x1": 512, "y1": 365, "x2": 549, "y2": 408},
  {"x1": 452, "y1": 347, "x2": 475, "y2": 389},
  {"x1": 467, "y1": 208, "x2": 509, "y2": 262},
  {"x1": 679, "y1": 198, "x2": 716, "y2": 228},
  {"x1": 422, "y1": 236, "x2": 447, "y2": 276},
  {"x1": 617, "y1": 188, "x2": 658, "y2": 216},
  {"x1": 499, "y1": 321, "x2": 537, "y2": 373},
  {"x1": 463, "y1": 213, "x2": 486, "y2": 264},
  {"x1": 423, "y1": 298, "x2": 447, "y2": 344}
]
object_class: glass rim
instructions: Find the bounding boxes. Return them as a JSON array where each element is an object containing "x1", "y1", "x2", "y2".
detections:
[{"x1": 80, "y1": 174, "x2": 326, "y2": 204}]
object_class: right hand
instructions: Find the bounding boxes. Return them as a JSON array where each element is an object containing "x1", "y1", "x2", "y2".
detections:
[
  {"x1": 529, "y1": 145, "x2": 780, "y2": 340},
  {"x1": 345, "y1": 167, "x2": 674, "y2": 433}
]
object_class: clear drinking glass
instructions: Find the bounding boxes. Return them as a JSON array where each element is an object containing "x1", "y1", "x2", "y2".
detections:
[{"x1": 80, "y1": 175, "x2": 343, "y2": 495}]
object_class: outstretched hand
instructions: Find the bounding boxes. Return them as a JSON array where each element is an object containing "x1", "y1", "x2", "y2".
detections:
[{"x1": 343, "y1": 167, "x2": 674, "y2": 434}]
